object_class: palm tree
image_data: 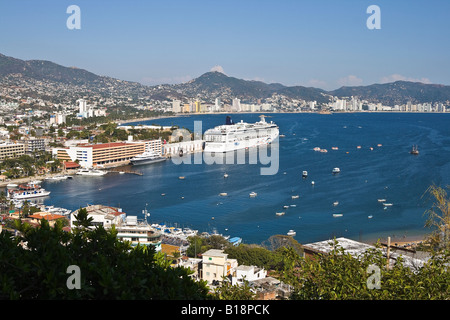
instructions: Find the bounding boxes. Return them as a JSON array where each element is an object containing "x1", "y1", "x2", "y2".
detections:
[{"x1": 424, "y1": 185, "x2": 450, "y2": 251}]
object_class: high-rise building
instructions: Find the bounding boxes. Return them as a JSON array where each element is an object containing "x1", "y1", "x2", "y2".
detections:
[
  {"x1": 195, "y1": 101, "x2": 201, "y2": 113},
  {"x1": 214, "y1": 98, "x2": 221, "y2": 112},
  {"x1": 172, "y1": 99, "x2": 181, "y2": 113},
  {"x1": 78, "y1": 99, "x2": 87, "y2": 115},
  {"x1": 232, "y1": 98, "x2": 241, "y2": 112}
]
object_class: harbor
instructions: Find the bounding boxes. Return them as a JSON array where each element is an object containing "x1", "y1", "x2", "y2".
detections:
[{"x1": 2, "y1": 113, "x2": 449, "y2": 245}]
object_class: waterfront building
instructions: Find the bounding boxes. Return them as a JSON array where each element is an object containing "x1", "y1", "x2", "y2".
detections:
[
  {"x1": 70, "y1": 205, "x2": 126, "y2": 229},
  {"x1": 0, "y1": 142, "x2": 25, "y2": 160},
  {"x1": 52, "y1": 141, "x2": 145, "y2": 168},
  {"x1": 22, "y1": 137, "x2": 46, "y2": 154},
  {"x1": 195, "y1": 101, "x2": 201, "y2": 113},
  {"x1": 70, "y1": 205, "x2": 162, "y2": 252},
  {"x1": 232, "y1": 98, "x2": 241, "y2": 112},
  {"x1": 163, "y1": 139, "x2": 204, "y2": 156},
  {"x1": 172, "y1": 99, "x2": 181, "y2": 113},
  {"x1": 214, "y1": 98, "x2": 221, "y2": 112},
  {"x1": 115, "y1": 215, "x2": 162, "y2": 252}
]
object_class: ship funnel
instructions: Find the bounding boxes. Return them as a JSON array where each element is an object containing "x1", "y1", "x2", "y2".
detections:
[{"x1": 225, "y1": 116, "x2": 234, "y2": 125}]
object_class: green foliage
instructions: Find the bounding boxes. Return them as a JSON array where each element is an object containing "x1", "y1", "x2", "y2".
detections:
[
  {"x1": 291, "y1": 240, "x2": 450, "y2": 300},
  {"x1": 225, "y1": 244, "x2": 278, "y2": 269},
  {"x1": 0, "y1": 216, "x2": 210, "y2": 300},
  {"x1": 186, "y1": 235, "x2": 232, "y2": 257},
  {"x1": 212, "y1": 278, "x2": 256, "y2": 300}
]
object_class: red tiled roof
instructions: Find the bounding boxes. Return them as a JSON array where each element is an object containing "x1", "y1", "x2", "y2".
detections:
[
  {"x1": 29, "y1": 213, "x2": 66, "y2": 221},
  {"x1": 63, "y1": 161, "x2": 80, "y2": 169},
  {"x1": 77, "y1": 142, "x2": 132, "y2": 150}
]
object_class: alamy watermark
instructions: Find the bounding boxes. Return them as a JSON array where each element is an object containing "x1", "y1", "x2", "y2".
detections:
[
  {"x1": 66, "y1": 5, "x2": 81, "y2": 30},
  {"x1": 367, "y1": 5, "x2": 381, "y2": 30},
  {"x1": 66, "y1": 265, "x2": 81, "y2": 290}
]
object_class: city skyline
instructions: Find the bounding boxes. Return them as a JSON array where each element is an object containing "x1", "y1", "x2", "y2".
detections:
[{"x1": 0, "y1": 0, "x2": 449, "y2": 90}]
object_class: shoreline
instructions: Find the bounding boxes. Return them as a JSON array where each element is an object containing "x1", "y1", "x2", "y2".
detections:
[
  {"x1": 360, "y1": 232, "x2": 428, "y2": 248},
  {"x1": 0, "y1": 169, "x2": 79, "y2": 188}
]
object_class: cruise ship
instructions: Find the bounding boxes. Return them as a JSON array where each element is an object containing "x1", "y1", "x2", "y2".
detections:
[
  {"x1": 203, "y1": 115, "x2": 279, "y2": 153},
  {"x1": 130, "y1": 150, "x2": 166, "y2": 166}
]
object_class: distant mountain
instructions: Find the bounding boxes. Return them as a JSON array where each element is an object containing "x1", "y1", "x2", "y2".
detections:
[
  {"x1": 330, "y1": 81, "x2": 450, "y2": 105},
  {"x1": 0, "y1": 53, "x2": 105, "y2": 85},
  {"x1": 171, "y1": 71, "x2": 330, "y2": 103},
  {"x1": 1, "y1": 52, "x2": 450, "y2": 105}
]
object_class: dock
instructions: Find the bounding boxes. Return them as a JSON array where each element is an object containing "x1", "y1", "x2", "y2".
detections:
[{"x1": 108, "y1": 167, "x2": 143, "y2": 176}]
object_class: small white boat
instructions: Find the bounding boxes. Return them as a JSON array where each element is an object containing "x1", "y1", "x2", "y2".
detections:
[
  {"x1": 276, "y1": 212, "x2": 285, "y2": 216},
  {"x1": 383, "y1": 203, "x2": 393, "y2": 207},
  {"x1": 333, "y1": 213, "x2": 343, "y2": 218},
  {"x1": 290, "y1": 204, "x2": 297, "y2": 207},
  {"x1": 368, "y1": 215, "x2": 373, "y2": 219},
  {"x1": 313, "y1": 147, "x2": 321, "y2": 152},
  {"x1": 249, "y1": 192, "x2": 257, "y2": 197},
  {"x1": 224, "y1": 173, "x2": 229, "y2": 178},
  {"x1": 302, "y1": 171, "x2": 308, "y2": 178},
  {"x1": 311, "y1": 181, "x2": 315, "y2": 185},
  {"x1": 219, "y1": 192, "x2": 228, "y2": 196},
  {"x1": 178, "y1": 176, "x2": 185, "y2": 180},
  {"x1": 283, "y1": 205, "x2": 289, "y2": 209},
  {"x1": 332, "y1": 167, "x2": 340, "y2": 174},
  {"x1": 287, "y1": 230, "x2": 296, "y2": 236},
  {"x1": 76, "y1": 169, "x2": 107, "y2": 176},
  {"x1": 292, "y1": 195, "x2": 300, "y2": 199},
  {"x1": 333, "y1": 201, "x2": 339, "y2": 206},
  {"x1": 378, "y1": 199, "x2": 386, "y2": 202}
]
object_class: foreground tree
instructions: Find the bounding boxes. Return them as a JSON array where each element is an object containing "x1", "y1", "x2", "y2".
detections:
[
  {"x1": 0, "y1": 214, "x2": 210, "y2": 300},
  {"x1": 291, "y1": 240, "x2": 449, "y2": 300},
  {"x1": 423, "y1": 185, "x2": 450, "y2": 251}
]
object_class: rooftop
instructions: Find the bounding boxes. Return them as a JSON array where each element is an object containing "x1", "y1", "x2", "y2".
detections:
[
  {"x1": 302, "y1": 237, "x2": 431, "y2": 272},
  {"x1": 76, "y1": 142, "x2": 141, "y2": 150},
  {"x1": 202, "y1": 249, "x2": 228, "y2": 258},
  {"x1": 28, "y1": 212, "x2": 66, "y2": 221}
]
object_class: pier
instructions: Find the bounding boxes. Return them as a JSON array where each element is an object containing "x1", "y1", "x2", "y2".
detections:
[{"x1": 108, "y1": 167, "x2": 143, "y2": 176}]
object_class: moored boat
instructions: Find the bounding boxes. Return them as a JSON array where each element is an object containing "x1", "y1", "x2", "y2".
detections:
[
  {"x1": 410, "y1": 145, "x2": 419, "y2": 155},
  {"x1": 287, "y1": 230, "x2": 296, "y2": 236},
  {"x1": 76, "y1": 168, "x2": 107, "y2": 176}
]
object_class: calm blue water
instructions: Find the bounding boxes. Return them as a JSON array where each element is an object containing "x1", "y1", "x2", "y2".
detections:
[{"x1": 38, "y1": 113, "x2": 450, "y2": 245}]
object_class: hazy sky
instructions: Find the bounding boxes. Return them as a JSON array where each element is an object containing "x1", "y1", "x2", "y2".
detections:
[{"x1": 1, "y1": 0, "x2": 449, "y2": 90}]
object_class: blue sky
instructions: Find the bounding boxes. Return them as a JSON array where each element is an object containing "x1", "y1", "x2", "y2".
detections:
[{"x1": 1, "y1": 0, "x2": 449, "y2": 90}]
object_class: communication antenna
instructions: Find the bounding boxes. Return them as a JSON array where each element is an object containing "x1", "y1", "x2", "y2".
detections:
[{"x1": 142, "y1": 203, "x2": 150, "y2": 224}]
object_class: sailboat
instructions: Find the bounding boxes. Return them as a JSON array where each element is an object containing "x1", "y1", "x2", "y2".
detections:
[{"x1": 410, "y1": 145, "x2": 419, "y2": 155}]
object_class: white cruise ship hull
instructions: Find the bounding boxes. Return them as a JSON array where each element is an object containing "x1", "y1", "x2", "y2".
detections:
[
  {"x1": 203, "y1": 115, "x2": 279, "y2": 153},
  {"x1": 203, "y1": 134, "x2": 278, "y2": 153}
]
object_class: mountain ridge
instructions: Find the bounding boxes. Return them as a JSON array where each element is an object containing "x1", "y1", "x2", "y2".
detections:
[{"x1": 1, "y1": 53, "x2": 449, "y2": 105}]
